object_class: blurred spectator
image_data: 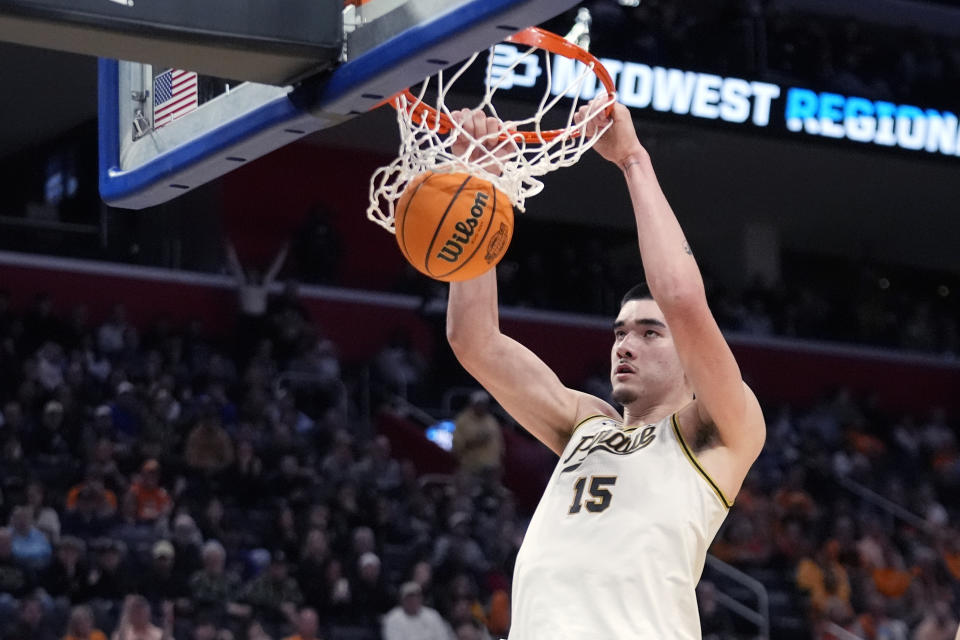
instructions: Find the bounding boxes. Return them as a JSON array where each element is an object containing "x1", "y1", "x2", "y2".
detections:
[
  {"x1": 108, "y1": 492, "x2": 158, "y2": 556},
  {"x1": 170, "y1": 513, "x2": 203, "y2": 582},
  {"x1": 431, "y1": 512, "x2": 488, "y2": 583},
  {"x1": 849, "y1": 591, "x2": 908, "y2": 640},
  {"x1": 64, "y1": 604, "x2": 109, "y2": 640},
  {"x1": 269, "y1": 456, "x2": 314, "y2": 508},
  {"x1": 110, "y1": 382, "x2": 143, "y2": 444},
  {"x1": 184, "y1": 413, "x2": 235, "y2": 474},
  {"x1": 224, "y1": 440, "x2": 264, "y2": 507},
  {"x1": 281, "y1": 607, "x2": 321, "y2": 640},
  {"x1": 453, "y1": 620, "x2": 485, "y2": 640},
  {"x1": 797, "y1": 540, "x2": 853, "y2": 617},
  {"x1": 97, "y1": 305, "x2": 131, "y2": 357},
  {"x1": 189, "y1": 539, "x2": 243, "y2": 619},
  {"x1": 41, "y1": 535, "x2": 87, "y2": 603},
  {"x1": 85, "y1": 539, "x2": 131, "y2": 601},
  {"x1": 382, "y1": 581, "x2": 453, "y2": 640},
  {"x1": 373, "y1": 330, "x2": 426, "y2": 400},
  {"x1": 296, "y1": 529, "x2": 330, "y2": 610},
  {"x1": 246, "y1": 621, "x2": 274, "y2": 640},
  {"x1": 62, "y1": 483, "x2": 114, "y2": 539},
  {"x1": 0, "y1": 526, "x2": 35, "y2": 599},
  {"x1": 138, "y1": 540, "x2": 188, "y2": 607},
  {"x1": 10, "y1": 504, "x2": 52, "y2": 570},
  {"x1": 271, "y1": 505, "x2": 302, "y2": 563},
  {"x1": 66, "y1": 467, "x2": 118, "y2": 516},
  {"x1": 188, "y1": 616, "x2": 227, "y2": 640},
  {"x1": 226, "y1": 241, "x2": 289, "y2": 319},
  {"x1": 127, "y1": 460, "x2": 172, "y2": 523},
  {"x1": 111, "y1": 595, "x2": 169, "y2": 640},
  {"x1": 349, "y1": 552, "x2": 393, "y2": 627},
  {"x1": 25, "y1": 398, "x2": 72, "y2": 460},
  {"x1": 452, "y1": 391, "x2": 504, "y2": 481},
  {"x1": 241, "y1": 550, "x2": 304, "y2": 625},
  {"x1": 354, "y1": 435, "x2": 402, "y2": 494},
  {"x1": 4, "y1": 594, "x2": 58, "y2": 640},
  {"x1": 912, "y1": 601, "x2": 958, "y2": 640}
]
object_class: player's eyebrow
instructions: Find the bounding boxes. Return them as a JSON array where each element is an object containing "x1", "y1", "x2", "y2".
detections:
[{"x1": 613, "y1": 318, "x2": 667, "y2": 330}]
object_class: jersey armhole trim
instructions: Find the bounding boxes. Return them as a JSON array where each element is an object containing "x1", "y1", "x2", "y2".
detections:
[
  {"x1": 671, "y1": 413, "x2": 733, "y2": 509},
  {"x1": 571, "y1": 414, "x2": 615, "y2": 435}
]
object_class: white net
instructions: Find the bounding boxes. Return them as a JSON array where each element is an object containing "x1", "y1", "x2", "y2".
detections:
[{"x1": 367, "y1": 38, "x2": 616, "y2": 233}]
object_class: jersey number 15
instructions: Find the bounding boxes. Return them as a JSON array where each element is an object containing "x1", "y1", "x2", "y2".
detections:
[{"x1": 568, "y1": 475, "x2": 617, "y2": 514}]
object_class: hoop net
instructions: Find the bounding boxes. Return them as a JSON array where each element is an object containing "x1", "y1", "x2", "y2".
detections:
[{"x1": 367, "y1": 27, "x2": 616, "y2": 233}]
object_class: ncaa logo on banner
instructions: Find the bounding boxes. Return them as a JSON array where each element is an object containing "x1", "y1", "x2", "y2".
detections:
[{"x1": 487, "y1": 44, "x2": 542, "y2": 91}]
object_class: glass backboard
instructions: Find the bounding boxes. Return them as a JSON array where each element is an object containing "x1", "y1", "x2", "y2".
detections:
[{"x1": 98, "y1": 0, "x2": 580, "y2": 209}]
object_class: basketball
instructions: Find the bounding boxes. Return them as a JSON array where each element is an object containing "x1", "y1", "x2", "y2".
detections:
[{"x1": 394, "y1": 171, "x2": 514, "y2": 282}]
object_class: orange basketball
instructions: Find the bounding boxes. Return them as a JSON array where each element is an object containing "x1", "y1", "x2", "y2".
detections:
[{"x1": 394, "y1": 172, "x2": 514, "y2": 282}]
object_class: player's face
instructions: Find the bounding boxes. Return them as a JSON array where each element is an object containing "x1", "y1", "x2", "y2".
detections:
[{"x1": 610, "y1": 299, "x2": 685, "y2": 406}]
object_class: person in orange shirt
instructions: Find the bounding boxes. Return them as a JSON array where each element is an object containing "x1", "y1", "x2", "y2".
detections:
[
  {"x1": 281, "y1": 608, "x2": 321, "y2": 640},
  {"x1": 66, "y1": 468, "x2": 117, "y2": 516},
  {"x1": 64, "y1": 605, "x2": 108, "y2": 640},
  {"x1": 128, "y1": 460, "x2": 172, "y2": 522}
]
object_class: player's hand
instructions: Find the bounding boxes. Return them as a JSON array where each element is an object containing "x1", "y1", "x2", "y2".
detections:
[
  {"x1": 449, "y1": 108, "x2": 517, "y2": 175},
  {"x1": 575, "y1": 98, "x2": 646, "y2": 169}
]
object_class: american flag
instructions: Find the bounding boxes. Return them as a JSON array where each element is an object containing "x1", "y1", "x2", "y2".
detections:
[{"x1": 153, "y1": 69, "x2": 198, "y2": 129}]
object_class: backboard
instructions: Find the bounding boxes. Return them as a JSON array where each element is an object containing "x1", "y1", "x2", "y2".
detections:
[{"x1": 98, "y1": 0, "x2": 581, "y2": 209}]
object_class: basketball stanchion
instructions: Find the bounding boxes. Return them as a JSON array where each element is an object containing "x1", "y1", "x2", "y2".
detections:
[{"x1": 367, "y1": 26, "x2": 616, "y2": 282}]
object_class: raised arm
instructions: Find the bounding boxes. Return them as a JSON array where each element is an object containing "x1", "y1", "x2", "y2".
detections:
[
  {"x1": 224, "y1": 240, "x2": 246, "y2": 285},
  {"x1": 447, "y1": 270, "x2": 611, "y2": 455},
  {"x1": 264, "y1": 241, "x2": 290, "y2": 285},
  {"x1": 579, "y1": 102, "x2": 765, "y2": 469}
]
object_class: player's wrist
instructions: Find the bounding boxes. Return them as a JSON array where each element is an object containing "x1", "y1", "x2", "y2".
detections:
[{"x1": 618, "y1": 147, "x2": 650, "y2": 174}]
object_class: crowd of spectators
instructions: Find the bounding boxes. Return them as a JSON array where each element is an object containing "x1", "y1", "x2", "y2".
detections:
[
  {"x1": 0, "y1": 274, "x2": 957, "y2": 639},
  {"x1": 0, "y1": 288, "x2": 517, "y2": 640},
  {"x1": 708, "y1": 385, "x2": 960, "y2": 639}
]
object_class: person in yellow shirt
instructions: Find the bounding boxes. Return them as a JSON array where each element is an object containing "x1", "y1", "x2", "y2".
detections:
[
  {"x1": 796, "y1": 541, "x2": 852, "y2": 616},
  {"x1": 64, "y1": 605, "x2": 108, "y2": 640},
  {"x1": 452, "y1": 391, "x2": 503, "y2": 481},
  {"x1": 281, "y1": 608, "x2": 321, "y2": 640}
]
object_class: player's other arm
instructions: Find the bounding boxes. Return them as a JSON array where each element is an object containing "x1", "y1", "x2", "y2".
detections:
[
  {"x1": 580, "y1": 102, "x2": 765, "y2": 464},
  {"x1": 447, "y1": 270, "x2": 609, "y2": 455}
]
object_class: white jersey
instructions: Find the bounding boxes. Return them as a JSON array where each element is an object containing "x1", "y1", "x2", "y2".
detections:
[{"x1": 508, "y1": 412, "x2": 732, "y2": 640}]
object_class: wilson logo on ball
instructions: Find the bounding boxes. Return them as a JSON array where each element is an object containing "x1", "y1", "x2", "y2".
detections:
[
  {"x1": 485, "y1": 222, "x2": 509, "y2": 263},
  {"x1": 436, "y1": 191, "x2": 489, "y2": 263}
]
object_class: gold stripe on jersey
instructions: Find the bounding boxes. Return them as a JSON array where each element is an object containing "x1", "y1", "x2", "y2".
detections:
[{"x1": 671, "y1": 413, "x2": 733, "y2": 509}]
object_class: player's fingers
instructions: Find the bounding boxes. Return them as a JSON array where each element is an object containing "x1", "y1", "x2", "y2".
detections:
[
  {"x1": 574, "y1": 105, "x2": 601, "y2": 137},
  {"x1": 471, "y1": 109, "x2": 488, "y2": 141},
  {"x1": 484, "y1": 117, "x2": 502, "y2": 148}
]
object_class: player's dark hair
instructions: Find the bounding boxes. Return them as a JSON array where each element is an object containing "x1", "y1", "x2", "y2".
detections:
[{"x1": 620, "y1": 282, "x2": 653, "y2": 308}]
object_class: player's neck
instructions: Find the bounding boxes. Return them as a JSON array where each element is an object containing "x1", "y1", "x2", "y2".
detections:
[{"x1": 622, "y1": 392, "x2": 688, "y2": 427}]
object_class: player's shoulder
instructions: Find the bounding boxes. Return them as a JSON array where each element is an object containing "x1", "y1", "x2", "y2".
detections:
[{"x1": 571, "y1": 392, "x2": 621, "y2": 431}]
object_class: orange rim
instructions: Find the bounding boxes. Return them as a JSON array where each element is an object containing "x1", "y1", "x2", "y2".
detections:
[{"x1": 385, "y1": 26, "x2": 616, "y2": 143}]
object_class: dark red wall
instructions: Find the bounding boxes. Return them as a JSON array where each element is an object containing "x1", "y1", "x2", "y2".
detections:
[{"x1": 221, "y1": 142, "x2": 408, "y2": 289}]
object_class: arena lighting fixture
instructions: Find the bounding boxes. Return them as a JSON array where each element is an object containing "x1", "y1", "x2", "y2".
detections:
[{"x1": 618, "y1": 0, "x2": 640, "y2": 7}]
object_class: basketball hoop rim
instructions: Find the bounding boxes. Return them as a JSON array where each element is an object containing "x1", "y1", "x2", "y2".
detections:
[{"x1": 385, "y1": 26, "x2": 616, "y2": 143}]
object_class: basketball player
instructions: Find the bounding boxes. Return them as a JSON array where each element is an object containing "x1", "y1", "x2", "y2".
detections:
[{"x1": 445, "y1": 101, "x2": 766, "y2": 638}]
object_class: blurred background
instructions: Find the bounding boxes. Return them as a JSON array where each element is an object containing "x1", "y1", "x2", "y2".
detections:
[{"x1": 0, "y1": 0, "x2": 958, "y2": 639}]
